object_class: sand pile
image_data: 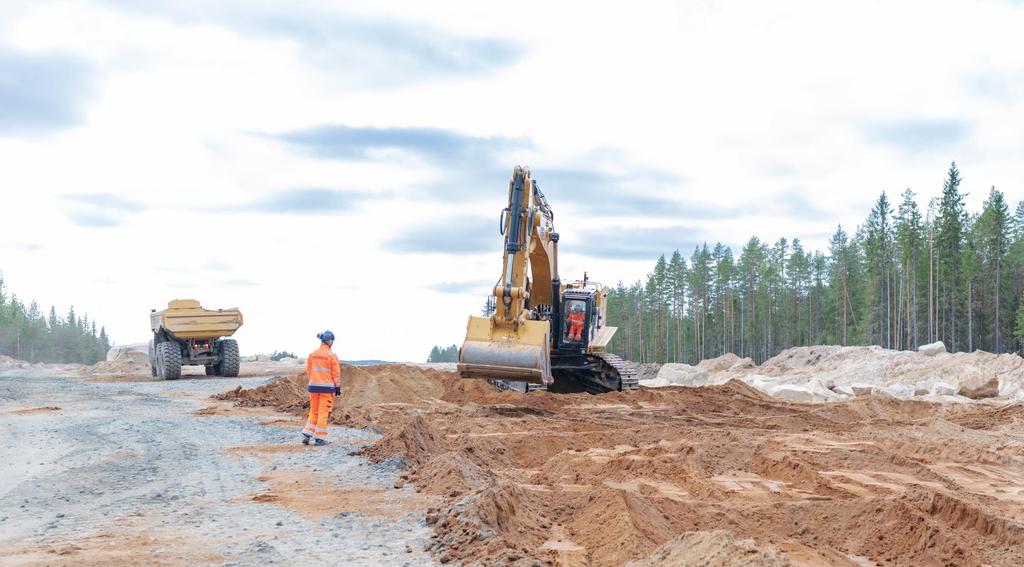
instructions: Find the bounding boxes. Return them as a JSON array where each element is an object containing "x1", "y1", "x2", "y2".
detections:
[
  {"x1": 0, "y1": 355, "x2": 87, "y2": 378},
  {"x1": 624, "y1": 531, "x2": 790, "y2": 567},
  {"x1": 90, "y1": 344, "x2": 150, "y2": 376},
  {"x1": 106, "y1": 343, "x2": 149, "y2": 365},
  {"x1": 0, "y1": 355, "x2": 29, "y2": 369},
  {"x1": 217, "y1": 363, "x2": 468, "y2": 428},
  {"x1": 646, "y1": 344, "x2": 1024, "y2": 403},
  {"x1": 218, "y1": 363, "x2": 1024, "y2": 566},
  {"x1": 86, "y1": 360, "x2": 149, "y2": 376}
]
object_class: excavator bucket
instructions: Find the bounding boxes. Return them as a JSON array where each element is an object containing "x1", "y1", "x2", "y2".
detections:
[{"x1": 458, "y1": 315, "x2": 553, "y2": 384}]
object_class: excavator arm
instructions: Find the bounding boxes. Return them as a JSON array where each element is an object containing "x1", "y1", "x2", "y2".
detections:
[{"x1": 458, "y1": 166, "x2": 558, "y2": 384}]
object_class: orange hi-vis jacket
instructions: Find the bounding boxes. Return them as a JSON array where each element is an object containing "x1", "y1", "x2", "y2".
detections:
[
  {"x1": 568, "y1": 311, "x2": 585, "y2": 327},
  {"x1": 306, "y1": 344, "x2": 341, "y2": 394}
]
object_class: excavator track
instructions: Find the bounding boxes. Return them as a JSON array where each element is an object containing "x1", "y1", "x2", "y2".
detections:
[
  {"x1": 489, "y1": 352, "x2": 637, "y2": 394},
  {"x1": 594, "y1": 352, "x2": 639, "y2": 391}
]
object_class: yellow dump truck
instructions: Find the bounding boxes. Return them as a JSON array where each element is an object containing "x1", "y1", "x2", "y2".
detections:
[{"x1": 148, "y1": 299, "x2": 243, "y2": 379}]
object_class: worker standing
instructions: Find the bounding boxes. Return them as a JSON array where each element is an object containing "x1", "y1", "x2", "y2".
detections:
[{"x1": 301, "y1": 330, "x2": 342, "y2": 446}]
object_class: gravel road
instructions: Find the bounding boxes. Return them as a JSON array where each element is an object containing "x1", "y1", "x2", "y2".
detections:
[{"x1": 0, "y1": 373, "x2": 436, "y2": 566}]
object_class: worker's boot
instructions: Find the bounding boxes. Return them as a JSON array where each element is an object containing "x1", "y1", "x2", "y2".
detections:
[
  {"x1": 314, "y1": 438, "x2": 329, "y2": 447},
  {"x1": 301, "y1": 434, "x2": 311, "y2": 445}
]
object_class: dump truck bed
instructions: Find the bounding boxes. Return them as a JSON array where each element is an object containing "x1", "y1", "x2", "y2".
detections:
[{"x1": 150, "y1": 299, "x2": 243, "y2": 341}]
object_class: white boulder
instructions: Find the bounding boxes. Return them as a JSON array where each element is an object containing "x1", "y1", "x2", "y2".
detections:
[
  {"x1": 656, "y1": 364, "x2": 714, "y2": 387},
  {"x1": 918, "y1": 341, "x2": 947, "y2": 357}
]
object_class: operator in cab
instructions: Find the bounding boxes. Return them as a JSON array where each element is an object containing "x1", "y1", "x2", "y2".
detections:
[{"x1": 567, "y1": 303, "x2": 585, "y2": 342}]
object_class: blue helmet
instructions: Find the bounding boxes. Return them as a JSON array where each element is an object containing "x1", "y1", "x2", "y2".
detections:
[{"x1": 317, "y1": 330, "x2": 335, "y2": 342}]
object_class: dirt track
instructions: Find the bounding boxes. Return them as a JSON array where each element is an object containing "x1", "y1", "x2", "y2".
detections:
[
  {"x1": 221, "y1": 364, "x2": 1024, "y2": 566},
  {"x1": 0, "y1": 371, "x2": 435, "y2": 566}
]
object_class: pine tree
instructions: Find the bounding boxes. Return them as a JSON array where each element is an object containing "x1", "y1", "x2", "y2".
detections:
[
  {"x1": 977, "y1": 187, "x2": 1010, "y2": 351},
  {"x1": 935, "y1": 162, "x2": 966, "y2": 350},
  {"x1": 588, "y1": 162, "x2": 1024, "y2": 362}
]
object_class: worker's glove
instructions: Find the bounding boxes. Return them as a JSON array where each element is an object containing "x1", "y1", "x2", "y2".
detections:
[{"x1": 334, "y1": 386, "x2": 341, "y2": 396}]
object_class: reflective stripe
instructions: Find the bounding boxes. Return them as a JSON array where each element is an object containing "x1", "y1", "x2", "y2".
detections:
[{"x1": 311, "y1": 366, "x2": 331, "y2": 372}]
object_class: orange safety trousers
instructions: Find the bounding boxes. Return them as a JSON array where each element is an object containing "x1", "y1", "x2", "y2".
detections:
[
  {"x1": 570, "y1": 323, "x2": 583, "y2": 340},
  {"x1": 568, "y1": 312, "x2": 585, "y2": 341},
  {"x1": 302, "y1": 392, "x2": 335, "y2": 440}
]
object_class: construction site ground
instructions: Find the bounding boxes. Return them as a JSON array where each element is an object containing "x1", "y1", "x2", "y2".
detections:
[
  {"x1": 0, "y1": 367, "x2": 435, "y2": 566},
  {"x1": 2, "y1": 354, "x2": 1023, "y2": 566}
]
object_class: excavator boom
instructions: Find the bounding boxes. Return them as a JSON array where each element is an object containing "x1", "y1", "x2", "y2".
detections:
[{"x1": 458, "y1": 166, "x2": 554, "y2": 384}]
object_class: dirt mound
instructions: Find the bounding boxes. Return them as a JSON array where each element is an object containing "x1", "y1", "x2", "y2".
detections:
[
  {"x1": 216, "y1": 374, "x2": 310, "y2": 414},
  {"x1": 648, "y1": 345, "x2": 1024, "y2": 403},
  {"x1": 697, "y1": 352, "x2": 757, "y2": 373},
  {"x1": 219, "y1": 362, "x2": 1024, "y2": 566},
  {"x1": 633, "y1": 363, "x2": 662, "y2": 382},
  {"x1": 759, "y1": 345, "x2": 1024, "y2": 400},
  {"x1": 341, "y1": 364, "x2": 449, "y2": 407},
  {"x1": 625, "y1": 531, "x2": 790, "y2": 567},
  {"x1": 87, "y1": 360, "x2": 150, "y2": 376},
  {"x1": 106, "y1": 344, "x2": 149, "y2": 365}
]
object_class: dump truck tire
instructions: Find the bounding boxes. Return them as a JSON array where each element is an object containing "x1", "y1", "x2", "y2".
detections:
[
  {"x1": 219, "y1": 339, "x2": 240, "y2": 377},
  {"x1": 158, "y1": 341, "x2": 182, "y2": 380}
]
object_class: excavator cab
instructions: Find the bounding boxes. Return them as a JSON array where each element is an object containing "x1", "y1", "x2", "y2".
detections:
[{"x1": 559, "y1": 291, "x2": 597, "y2": 349}]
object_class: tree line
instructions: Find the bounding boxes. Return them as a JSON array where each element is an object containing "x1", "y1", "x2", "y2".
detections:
[
  {"x1": 606, "y1": 162, "x2": 1024, "y2": 364},
  {"x1": 427, "y1": 344, "x2": 459, "y2": 363},
  {"x1": 0, "y1": 273, "x2": 112, "y2": 364}
]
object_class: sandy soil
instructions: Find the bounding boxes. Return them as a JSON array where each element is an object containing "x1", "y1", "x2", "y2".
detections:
[
  {"x1": 218, "y1": 364, "x2": 1024, "y2": 566},
  {"x1": 246, "y1": 470, "x2": 440, "y2": 520}
]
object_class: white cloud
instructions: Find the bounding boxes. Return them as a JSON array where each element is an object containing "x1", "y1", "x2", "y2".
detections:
[{"x1": 1, "y1": 0, "x2": 1023, "y2": 361}]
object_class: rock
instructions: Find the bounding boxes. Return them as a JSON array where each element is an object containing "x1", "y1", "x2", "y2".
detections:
[
  {"x1": 927, "y1": 381, "x2": 957, "y2": 396},
  {"x1": 768, "y1": 383, "x2": 840, "y2": 403},
  {"x1": 849, "y1": 383, "x2": 876, "y2": 397},
  {"x1": 832, "y1": 384, "x2": 855, "y2": 396},
  {"x1": 875, "y1": 383, "x2": 916, "y2": 399},
  {"x1": 957, "y1": 375, "x2": 1000, "y2": 399},
  {"x1": 638, "y1": 378, "x2": 672, "y2": 388},
  {"x1": 656, "y1": 364, "x2": 713, "y2": 387},
  {"x1": 918, "y1": 341, "x2": 947, "y2": 356},
  {"x1": 739, "y1": 374, "x2": 778, "y2": 393}
]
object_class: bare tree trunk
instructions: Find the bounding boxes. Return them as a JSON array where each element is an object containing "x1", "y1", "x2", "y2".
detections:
[
  {"x1": 928, "y1": 231, "x2": 934, "y2": 343},
  {"x1": 842, "y1": 271, "x2": 848, "y2": 345},
  {"x1": 968, "y1": 279, "x2": 973, "y2": 352},
  {"x1": 996, "y1": 254, "x2": 1002, "y2": 351}
]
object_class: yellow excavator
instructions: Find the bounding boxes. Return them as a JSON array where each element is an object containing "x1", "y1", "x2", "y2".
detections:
[{"x1": 458, "y1": 165, "x2": 637, "y2": 393}]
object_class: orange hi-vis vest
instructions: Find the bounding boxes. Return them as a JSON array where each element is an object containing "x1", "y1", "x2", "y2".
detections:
[
  {"x1": 306, "y1": 344, "x2": 341, "y2": 394},
  {"x1": 568, "y1": 311, "x2": 585, "y2": 326}
]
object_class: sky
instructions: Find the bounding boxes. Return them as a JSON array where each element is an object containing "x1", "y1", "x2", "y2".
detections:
[{"x1": 2, "y1": 0, "x2": 1024, "y2": 361}]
